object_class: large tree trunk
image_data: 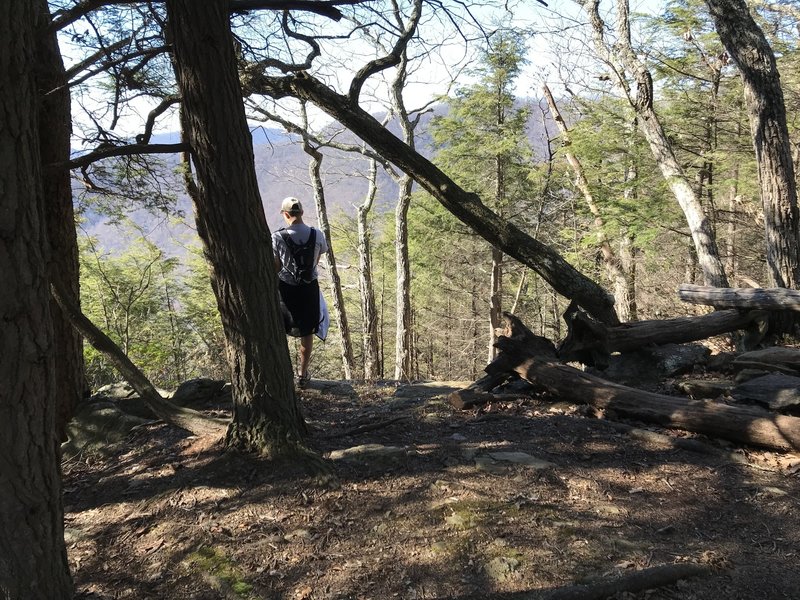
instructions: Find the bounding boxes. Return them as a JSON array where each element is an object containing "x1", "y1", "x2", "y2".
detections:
[
  {"x1": 35, "y1": 0, "x2": 85, "y2": 441},
  {"x1": 166, "y1": 0, "x2": 305, "y2": 455},
  {"x1": 705, "y1": 0, "x2": 800, "y2": 289},
  {"x1": 0, "y1": 2, "x2": 73, "y2": 595},
  {"x1": 247, "y1": 73, "x2": 620, "y2": 326}
]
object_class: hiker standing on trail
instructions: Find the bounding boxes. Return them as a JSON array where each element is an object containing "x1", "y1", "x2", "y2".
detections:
[{"x1": 272, "y1": 197, "x2": 329, "y2": 388}]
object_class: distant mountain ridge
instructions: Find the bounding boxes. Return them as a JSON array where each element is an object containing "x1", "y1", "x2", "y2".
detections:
[{"x1": 79, "y1": 96, "x2": 558, "y2": 255}]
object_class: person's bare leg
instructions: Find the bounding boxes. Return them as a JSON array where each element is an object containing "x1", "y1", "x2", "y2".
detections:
[{"x1": 299, "y1": 334, "x2": 314, "y2": 379}]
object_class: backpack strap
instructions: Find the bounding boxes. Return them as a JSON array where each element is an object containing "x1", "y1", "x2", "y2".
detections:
[{"x1": 279, "y1": 228, "x2": 315, "y2": 253}]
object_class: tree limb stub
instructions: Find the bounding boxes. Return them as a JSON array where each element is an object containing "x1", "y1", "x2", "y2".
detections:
[{"x1": 51, "y1": 281, "x2": 227, "y2": 438}]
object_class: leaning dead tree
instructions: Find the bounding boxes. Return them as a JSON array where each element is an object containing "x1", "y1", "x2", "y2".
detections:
[{"x1": 449, "y1": 313, "x2": 800, "y2": 452}]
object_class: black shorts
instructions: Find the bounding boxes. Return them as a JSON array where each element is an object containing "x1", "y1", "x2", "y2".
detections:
[{"x1": 278, "y1": 279, "x2": 321, "y2": 337}]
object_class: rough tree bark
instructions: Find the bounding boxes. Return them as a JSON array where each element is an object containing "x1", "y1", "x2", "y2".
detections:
[
  {"x1": 166, "y1": 0, "x2": 306, "y2": 455},
  {"x1": 705, "y1": 0, "x2": 800, "y2": 289},
  {"x1": 36, "y1": 0, "x2": 85, "y2": 441},
  {"x1": 0, "y1": 2, "x2": 73, "y2": 595}
]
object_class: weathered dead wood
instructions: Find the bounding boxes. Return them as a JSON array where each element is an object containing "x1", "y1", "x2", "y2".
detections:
[
  {"x1": 51, "y1": 282, "x2": 228, "y2": 438},
  {"x1": 559, "y1": 303, "x2": 767, "y2": 365},
  {"x1": 447, "y1": 390, "x2": 532, "y2": 410},
  {"x1": 679, "y1": 283, "x2": 800, "y2": 310},
  {"x1": 457, "y1": 313, "x2": 800, "y2": 452},
  {"x1": 513, "y1": 352, "x2": 800, "y2": 452},
  {"x1": 331, "y1": 416, "x2": 409, "y2": 438},
  {"x1": 451, "y1": 561, "x2": 713, "y2": 600}
]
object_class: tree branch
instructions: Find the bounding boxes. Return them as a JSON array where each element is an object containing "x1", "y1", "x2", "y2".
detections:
[
  {"x1": 348, "y1": 0, "x2": 422, "y2": 104},
  {"x1": 48, "y1": 0, "x2": 363, "y2": 33},
  {"x1": 50, "y1": 280, "x2": 227, "y2": 438},
  {"x1": 53, "y1": 142, "x2": 189, "y2": 171}
]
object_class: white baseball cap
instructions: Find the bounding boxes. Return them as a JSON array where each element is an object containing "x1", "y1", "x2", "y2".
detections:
[{"x1": 280, "y1": 197, "x2": 303, "y2": 215}]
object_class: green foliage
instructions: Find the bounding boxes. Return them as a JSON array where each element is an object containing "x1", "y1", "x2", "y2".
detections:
[
  {"x1": 410, "y1": 28, "x2": 560, "y2": 378},
  {"x1": 75, "y1": 155, "x2": 185, "y2": 226},
  {"x1": 567, "y1": 96, "x2": 676, "y2": 246},
  {"x1": 430, "y1": 29, "x2": 534, "y2": 212},
  {"x1": 79, "y1": 225, "x2": 225, "y2": 390}
]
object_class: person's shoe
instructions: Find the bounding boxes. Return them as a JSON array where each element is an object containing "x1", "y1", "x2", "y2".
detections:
[{"x1": 296, "y1": 372, "x2": 311, "y2": 389}]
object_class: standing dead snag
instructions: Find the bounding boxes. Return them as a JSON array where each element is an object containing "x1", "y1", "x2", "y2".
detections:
[{"x1": 450, "y1": 312, "x2": 800, "y2": 452}]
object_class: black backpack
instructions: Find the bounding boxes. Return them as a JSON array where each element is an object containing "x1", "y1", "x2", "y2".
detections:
[{"x1": 278, "y1": 228, "x2": 317, "y2": 284}]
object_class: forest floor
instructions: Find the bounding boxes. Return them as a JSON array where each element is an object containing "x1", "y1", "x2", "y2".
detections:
[{"x1": 65, "y1": 379, "x2": 800, "y2": 600}]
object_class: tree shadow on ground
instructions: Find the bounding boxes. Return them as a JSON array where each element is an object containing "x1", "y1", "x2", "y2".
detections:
[{"x1": 65, "y1": 381, "x2": 800, "y2": 600}]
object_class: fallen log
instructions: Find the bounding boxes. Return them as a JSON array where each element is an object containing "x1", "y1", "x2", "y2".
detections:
[
  {"x1": 511, "y1": 354, "x2": 800, "y2": 452},
  {"x1": 455, "y1": 313, "x2": 800, "y2": 452},
  {"x1": 453, "y1": 561, "x2": 714, "y2": 600},
  {"x1": 559, "y1": 303, "x2": 767, "y2": 365},
  {"x1": 52, "y1": 282, "x2": 228, "y2": 438},
  {"x1": 447, "y1": 390, "x2": 533, "y2": 410},
  {"x1": 541, "y1": 562, "x2": 713, "y2": 600},
  {"x1": 679, "y1": 283, "x2": 800, "y2": 311}
]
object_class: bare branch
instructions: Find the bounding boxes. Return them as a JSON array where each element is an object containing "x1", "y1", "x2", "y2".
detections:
[
  {"x1": 348, "y1": 0, "x2": 422, "y2": 104},
  {"x1": 137, "y1": 95, "x2": 181, "y2": 143},
  {"x1": 48, "y1": 0, "x2": 364, "y2": 33},
  {"x1": 248, "y1": 103, "x2": 396, "y2": 172},
  {"x1": 53, "y1": 142, "x2": 189, "y2": 171},
  {"x1": 230, "y1": 0, "x2": 367, "y2": 20}
]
